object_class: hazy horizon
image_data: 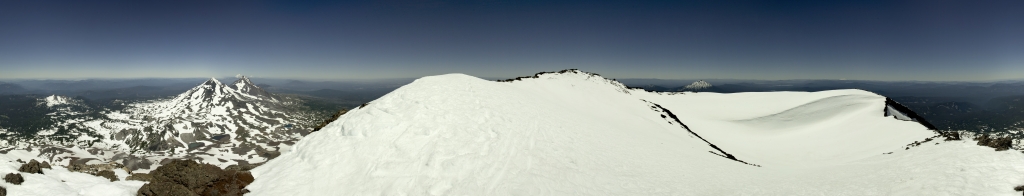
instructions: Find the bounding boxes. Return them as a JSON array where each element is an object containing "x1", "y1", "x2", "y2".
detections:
[{"x1": 2, "y1": 1, "x2": 1022, "y2": 81}]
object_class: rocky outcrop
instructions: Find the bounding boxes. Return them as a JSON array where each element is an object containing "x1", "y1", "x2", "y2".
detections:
[
  {"x1": 127, "y1": 173, "x2": 155, "y2": 181},
  {"x1": 95, "y1": 170, "x2": 118, "y2": 182},
  {"x1": 138, "y1": 181, "x2": 198, "y2": 196},
  {"x1": 137, "y1": 159, "x2": 254, "y2": 196},
  {"x1": 224, "y1": 162, "x2": 263, "y2": 172},
  {"x1": 17, "y1": 160, "x2": 45, "y2": 174},
  {"x1": 975, "y1": 135, "x2": 1013, "y2": 151},
  {"x1": 67, "y1": 161, "x2": 127, "y2": 175},
  {"x1": 311, "y1": 109, "x2": 348, "y2": 133},
  {"x1": 3, "y1": 173, "x2": 22, "y2": 185},
  {"x1": 940, "y1": 131, "x2": 961, "y2": 141}
]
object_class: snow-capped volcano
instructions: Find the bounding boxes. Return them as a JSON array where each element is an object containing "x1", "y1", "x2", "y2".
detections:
[
  {"x1": 682, "y1": 80, "x2": 713, "y2": 91},
  {"x1": 232, "y1": 75, "x2": 276, "y2": 100},
  {"x1": 247, "y1": 70, "x2": 1024, "y2": 195},
  {"x1": 111, "y1": 76, "x2": 300, "y2": 153},
  {"x1": 39, "y1": 95, "x2": 81, "y2": 107},
  {"x1": 162, "y1": 78, "x2": 245, "y2": 115},
  {"x1": 1, "y1": 76, "x2": 319, "y2": 174}
]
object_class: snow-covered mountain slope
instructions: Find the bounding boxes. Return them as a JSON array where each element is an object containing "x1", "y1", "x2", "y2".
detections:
[
  {"x1": 1, "y1": 76, "x2": 319, "y2": 172},
  {"x1": 682, "y1": 80, "x2": 712, "y2": 91},
  {"x1": 0, "y1": 155, "x2": 143, "y2": 196},
  {"x1": 70, "y1": 77, "x2": 301, "y2": 153},
  {"x1": 248, "y1": 70, "x2": 1024, "y2": 195}
]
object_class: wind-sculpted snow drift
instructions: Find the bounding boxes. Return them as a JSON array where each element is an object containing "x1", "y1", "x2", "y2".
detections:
[{"x1": 247, "y1": 70, "x2": 1024, "y2": 195}]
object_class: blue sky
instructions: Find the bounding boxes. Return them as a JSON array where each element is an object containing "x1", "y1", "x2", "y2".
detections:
[{"x1": 1, "y1": 0, "x2": 1022, "y2": 81}]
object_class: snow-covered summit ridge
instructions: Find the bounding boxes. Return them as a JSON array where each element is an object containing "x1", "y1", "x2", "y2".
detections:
[
  {"x1": 248, "y1": 70, "x2": 1024, "y2": 195},
  {"x1": 682, "y1": 80, "x2": 713, "y2": 90},
  {"x1": 496, "y1": 69, "x2": 640, "y2": 94}
]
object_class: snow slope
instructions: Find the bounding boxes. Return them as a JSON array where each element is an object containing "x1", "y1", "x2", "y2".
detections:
[
  {"x1": 0, "y1": 156, "x2": 144, "y2": 196},
  {"x1": 247, "y1": 70, "x2": 1024, "y2": 195}
]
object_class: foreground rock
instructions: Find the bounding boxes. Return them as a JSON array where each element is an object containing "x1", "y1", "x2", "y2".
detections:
[
  {"x1": 137, "y1": 159, "x2": 254, "y2": 196},
  {"x1": 127, "y1": 173, "x2": 154, "y2": 181},
  {"x1": 975, "y1": 135, "x2": 1013, "y2": 151},
  {"x1": 17, "y1": 160, "x2": 45, "y2": 174},
  {"x1": 1, "y1": 185, "x2": 5, "y2": 196},
  {"x1": 3, "y1": 173, "x2": 22, "y2": 185}
]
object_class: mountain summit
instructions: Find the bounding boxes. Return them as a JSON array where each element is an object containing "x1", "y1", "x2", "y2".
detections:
[
  {"x1": 232, "y1": 75, "x2": 275, "y2": 100},
  {"x1": 682, "y1": 80, "x2": 713, "y2": 91},
  {"x1": 246, "y1": 69, "x2": 1024, "y2": 195}
]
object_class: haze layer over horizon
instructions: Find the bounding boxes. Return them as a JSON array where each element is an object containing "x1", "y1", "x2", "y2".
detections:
[{"x1": 1, "y1": 1, "x2": 1022, "y2": 81}]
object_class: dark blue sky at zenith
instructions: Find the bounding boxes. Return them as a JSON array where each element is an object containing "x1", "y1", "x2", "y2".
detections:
[{"x1": 0, "y1": 0, "x2": 1021, "y2": 81}]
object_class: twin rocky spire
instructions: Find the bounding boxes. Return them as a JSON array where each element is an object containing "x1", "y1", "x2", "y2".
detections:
[{"x1": 188, "y1": 75, "x2": 276, "y2": 102}]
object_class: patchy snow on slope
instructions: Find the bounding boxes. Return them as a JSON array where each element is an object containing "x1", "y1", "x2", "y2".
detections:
[
  {"x1": 246, "y1": 71, "x2": 1024, "y2": 196},
  {"x1": 0, "y1": 156, "x2": 145, "y2": 196}
]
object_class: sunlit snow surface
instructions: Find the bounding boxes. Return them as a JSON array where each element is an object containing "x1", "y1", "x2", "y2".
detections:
[
  {"x1": 248, "y1": 71, "x2": 1024, "y2": 195},
  {"x1": 0, "y1": 156, "x2": 144, "y2": 196}
]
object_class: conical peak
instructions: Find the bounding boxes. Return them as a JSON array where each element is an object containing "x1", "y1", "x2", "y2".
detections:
[
  {"x1": 231, "y1": 75, "x2": 275, "y2": 99},
  {"x1": 683, "y1": 80, "x2": 712, "y2": 90},
  {"x1": 233, "y1": 75, "x2": 254, "y2": 86},
  {"x1": 203, "y1": 77, "x2": 223, "y2": 86}
]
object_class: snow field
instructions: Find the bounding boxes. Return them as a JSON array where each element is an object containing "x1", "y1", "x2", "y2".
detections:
[{"x1": 247, "y1": 71, "x2": 1024, "y2": 195}]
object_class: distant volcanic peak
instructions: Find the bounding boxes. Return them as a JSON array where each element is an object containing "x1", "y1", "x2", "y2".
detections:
[
  {"x1": 40, "y1": 94, "x2": 79, "y2": 107},
  {"x1": 176, "y1": 77, "x2": 239, "y2": 103},
  {"x1": 684, "y1": 80, "x2": 713, "y2": 90},
  {"x1": 232, "y1": 75, "x2": 274, "y2": 99},
  {"x1": 203, "y1": 77, "x2": 223, "y2": 86}
]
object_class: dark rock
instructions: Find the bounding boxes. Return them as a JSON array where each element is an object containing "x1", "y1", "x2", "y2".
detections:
[
  {"x1": 18, "y1": 160, "x2": 44, "y2": 174},
  {"x1": 137, "y1": 159, "x2": 253, "y2": 196},
  {"x1": 4, "y1": 173, "x2": 23, "y2": 185},
  {"x1": 202, "y1": 170, "x2": 254, "y2": 196},
  {"x1": 150, "y1": 159, "x2": 223, "y2": 192},
  {"x1": 224, "y1": 162, "x2": 263, "y2": 172},
  {"x1": 975, "y1": 135, "x2": 1013, "y2": 151},
  {"x1": 940, "y1": 131, "x2": 961, "y2": 141},
  {"x1": 312, "y1": 109, "x2": 348, "y2": 133},
  {"x1": 1, "y1": 185, "x2": 6, "y2": 196},
  {"x1": 137, "y1": 181, "x2": 198, "y2": 196},
  {"x1": 1016, "y1": 185, "x2": 1024, "y2": 192},
  {"x1": 127, "y1": 173, "x2": 154, "y2": 182},
  {"x1": 40, "y1": 161, "x2": 52, "y2": 169},
  {"x1": 95, "y1": 170, "x2": 118, "y2": 182}
]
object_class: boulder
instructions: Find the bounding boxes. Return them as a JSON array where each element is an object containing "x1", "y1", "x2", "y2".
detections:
[
  {"x1": 95, "y1": 170, "x2": 118, "y2": 182},
  {"x1": 17, "y1": 160, "x2": 44, "y2": 174},
  {"x1": 3, "y1": 173, "x2": 23, "y2": 185}
]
